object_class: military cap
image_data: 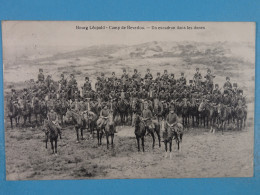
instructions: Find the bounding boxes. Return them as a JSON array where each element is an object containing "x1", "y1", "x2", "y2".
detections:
[
  {"x1": 164, "y1": 70, "x2": 167, "y2": 72},
  {"x1": 70, "y1": 73, "x2": 74, "y2": 77},
  {"x1": 233, "y1": 83, "x2": 237, "y2": 87},
  {"x1": 147, "y1": 68, "x2": 150, "y2": 71},
  {"x1": 207, "y1": 69, "x2": 211, "y2": 73},
  {"x1": 171, "y1": 73, "x2": 174, "y2": 76},
  {"x1": 224, "y1": 90, "x2": 228, "y2": 94},
  {"x1": 157, "y1": 72, "x2": 160, "y2": 75},
  {"x1": 112, "y1": 72, "x2": 115, "y2": 75},
  {"x1": 85, "y1": 76, "x2": 89, "y2": 80},
  {"x1": 134, "y1": 69, "x2": 137, "y2": 72},
  {"x1": 61, "y1": 74, "x2": 64, "y2": 77},
  {"x1": 39, "y1": 68, "x2": 43, "y2": 72},
  {"x1": 226, "y1": 76, "x2": 230, "y2": 80},
  {"x1": 101, "y1": 73, "x2": 104, "y2": 76},
  {"x1": 24, "y1": 88, "x2": 28, "y2": 91},
  {"x1": 215, "y1": 84, "x2": 219, "y2": 87},
  {"x1": 196, "y1": 67, "x2": 199, "y2": 70},
  {"x1": 189, "y1": 80, "x2": 193, "y2": 84},
  {"x1": 11, "y1": 89, "x2": 16, "y2": 92},
  {"x1": 181, "y1": 72, "x2": 184, "y2": 76},
  {"x1": 123, "y1": 68, "x2": 126, "y2": 72}
]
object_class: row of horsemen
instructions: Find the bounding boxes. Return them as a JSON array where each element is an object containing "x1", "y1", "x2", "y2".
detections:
[{"x1": 6, "y1": 67, "x2": 248, "y2": 154}]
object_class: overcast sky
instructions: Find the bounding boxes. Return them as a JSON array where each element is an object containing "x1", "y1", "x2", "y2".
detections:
[{"x1": 2, "y1": 21, "x2": 255, "y2": 55}]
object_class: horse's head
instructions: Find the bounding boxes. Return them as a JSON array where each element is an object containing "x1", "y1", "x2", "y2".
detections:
[{"x1": 132, "y1": 114, "x2": 140, "y2": 127}]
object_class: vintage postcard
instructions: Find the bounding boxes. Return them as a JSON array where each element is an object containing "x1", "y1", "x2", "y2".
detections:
[{"x1": 1, "y1": 21, "x2": 255, "y2": 180}]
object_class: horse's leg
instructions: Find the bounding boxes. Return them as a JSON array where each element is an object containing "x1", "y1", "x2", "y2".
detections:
[
  {"x1": 51, "y1": 139, "x2": 54, "y2": 154},
  {"x1": 97, "y1": 129, "x2": 100, "y2": 145},
  {"x1": 75, "y1": 127, "x2": 79, "y2": 142},
  {"x1": 169, "y1": 140, "x2": 173, "y2": 159},
  {"x1": 141, "y1": 137, "x2": 145, "y2": 152},
  {"x1": 100, "y1": 129, "x2": 103, "y2": 145},
  {"x1": 55, "y1": 138, "x2": 57, "y2": 154},
  {"x1": 81, "y1": 127, "x2": 84, "y2": 140},
  {"x1": 45, "y1": 134, "x2": 48, "y2": 149},
  {"x1": 136, "y1": 137, "x2": 140, "y2": 152},
  {"x1": 164, "y1": 141, "x2": 168, "y2": 158},
  {"x1": 10, "y1": 117, "x2": 13, "y2": 129},
  {"x1": 155, "y1": 128, "x2": 161, "y2": 148},
  {"x1": 106, "y1": 133, "x2": 109, "y2": 149},
  {"x1": 151, "y1": 131, "x2": 155, "y2": 149},
  {"x1": 111, "y1": 134, "x2": 114, "y2": 148}
]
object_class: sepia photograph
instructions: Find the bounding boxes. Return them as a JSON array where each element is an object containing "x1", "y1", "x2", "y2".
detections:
[{"x1": 1, "y1": 21, "x2": 255, "y2": 180}]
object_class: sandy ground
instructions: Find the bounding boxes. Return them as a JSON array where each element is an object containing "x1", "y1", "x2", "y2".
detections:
[{"x1": 5, "y1": 122, "x2": 253, "y2": 180}]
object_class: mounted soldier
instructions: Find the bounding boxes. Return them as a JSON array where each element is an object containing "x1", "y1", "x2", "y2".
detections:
[
  {"x1": 144, "y1": 68, "x2": 153, "y2": 80},
  {"x1": 223, "y1": 76, "x2": 232, "y2": 91},
  {"x1": 97, "y1": 102, "x2": 110, "y2": 129},
  {"x1": 58, "y1": 74, "x2": 67, "y2": 91},
  {"x1": 193, "y1": 67, "x2": 202, "y2": 88},
  {"x1": 38, "y1": 68, "x2": 45, "y2": 83},
  {"x1": 204, "y1": 69, "x2": 215, "y2": 93},
  {"x1": 141, "y1": 101, "x2": 154, "y2": 131},
  {"x1": 179, "y1": 72, "x2": 186, "y2": 85},
  {"x1": 47, "y1": 107, "x2": 62, "y2": 139}
]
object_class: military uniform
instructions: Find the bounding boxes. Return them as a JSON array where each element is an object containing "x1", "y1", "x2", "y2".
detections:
[{"x1": 38, "y1": 72, "x2": 45, "y2": 83}]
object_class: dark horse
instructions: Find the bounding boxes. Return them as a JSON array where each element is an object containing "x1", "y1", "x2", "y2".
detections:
[
  {"x1": 33, "y1": 98, "x2": 47, "y2": 125},
  {"x1": 19, "y1": 99, "x2": 32, "y2": 127},
  {"x1": 235, "y1": 105, "x2": 247, "y2": 130},
  {"x1": 132, "y1": 114, "x2": 161, "y2": 152},
  {"x1": 64, "y1": 110, "x2": 86, "y2": 142},
  {"x1": 43, "y1": 119, "x2": 59, "y2": 154},
  {"x1": 7, "y1": 100, "x2": 20, "y2": 128},
  {"x1": 181, "y1": 99, "x2": 189, "y2": 128},
  {"x1": 117, "y1": 99, "x2": 129, "y2": 125},
  {"x1": 162, "y1": 120, "x2": 183, "y2": 159},
  {"x1": 97, "y1": 113, "x2": 115, "y2": 149},
  {"x1": 198, "y1": 100, "x2": 209, "y2": 128},
  {"x1": 217, "y1": 103, "x2": 228, "y2": 134}
]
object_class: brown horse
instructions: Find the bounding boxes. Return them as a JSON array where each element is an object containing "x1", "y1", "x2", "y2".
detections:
[
  {"x1": 217, "y1": 103, "x2": 228, "y2": 134},
  {"x1": 7, "y1": 100, "x2": 20, "y2": 128},
  {"x1": 19, "y1": 99, "x2": 32, "y2": 127},
  {"x1": 235, "y1": 105, "x2": 247, "y2": 130},
  {"x1": 162, "y1": 120, "x2": 183, "y2": 159},
  {"x1": 64, "y1": 110, "x2": 86, "y2": 142},
  {"x1": 97, "y1": 113, "x2": 115, "y2": 149},
  {"x1": 132, "y1": 114, "x2": 161, "y2": 152},
  {"x1": 43, "y1": 119, "x2": 59, "y2": 154}
]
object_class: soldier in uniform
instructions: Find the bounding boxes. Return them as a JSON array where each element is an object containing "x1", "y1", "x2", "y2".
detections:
[
  {"x1": 47, "y1": 107, "x2": 62, "y2": 139},
  {"x1": 82, "y1": 76, "x2": 92, "y2": 95},
  {"x1": 179, "y1": 72, "x2": 186, "y2": 85},
  {"x1": 141, "y1": 101, "x2": 154, "y2": 130},
  {"x1": 10, "y1": 89, "x2": 18, "y2": 102},
  {"x1": 193, "y1": 68, "x2": 202, "y2": 88},
  {"x1": 58, "y1": 74, "x2": 67, "y2": 91},
  {"x1": 97, "y1": 102, "x2": 110, "y2": 129},
  {"x1": 223, "y1": 76, "x2": 232, "y2": 91},
  {"x1": 144, "y1": 68, "x2": 153, "y2": 80},
  {"x1": 165, "y1": 104, "x2": 178, "y2": 131},
  {"x1": 67, "y1": 74, "x2": 78, "y2": 100},
  {"x1": 38, "y1": 68, "x2": 45, "y2": 83},
  {"x1": 161, "y1": 70, "x2": 168, "y2": 82},
  {"x1": 204, "y1": 69, "x2": 215, "y2": 93},
  {"x1": 169, "y1": 73, "x2": 176, "y2": 85},
  {"x1": 232, "y1": 83, "x2": 239, "y2": 95}
]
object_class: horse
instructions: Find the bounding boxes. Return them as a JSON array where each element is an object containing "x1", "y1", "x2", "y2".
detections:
[
  {"x1": 56, "y1": 99, "x2": 68, "y2": 125},
  {"x1": 189, "y1": 98, "x2": 199, "y2": 127},
  {"x1": 217, "y1": 103, "x2": 228, "y2": 134},
  {"x1": 32, "y1": 98, "x2": 47, "y2": 125},
  {"x1": 43, "y1": 119, "x2": 59, "y2": 154},
  {"x1": 132, "y1": 114, "x2": 161, "y2": 152},
  {"x1": 83, "y1": 110, "x2": 98, "y2": 138},
  {"x1": 198, "y1": 100, "x2": 209, "y2": 128},
  {"x1": 206, "y1": 102, "x2": 218, "y2": 133},
  {"x1": 64, "y1": 109, "x2": 86, "y2": 142},
  {"x1": 180, "y1": 99, "x2": 189, "y2": 128},
  {"x1": 7, "y1": 100, "x2": 20, "y2": 128},
  {"x1": 235, "y1": 105, "x2": 247, "y2": 130},
  {"x1": 117, "y1": 99, "x2": 129, "y2": 125},
  {"x1": 162, "y1": 120, "x2": 183, "y2": 159},
  {"x1": 153, "y1": 97, "x2": 164, "y2": 122},
  {"x1": 97, "y1": 113, "x2": 115, "y2": 149},
  {"x1": 19, "y1": 99, "x2": 32, "y2": 127}
]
